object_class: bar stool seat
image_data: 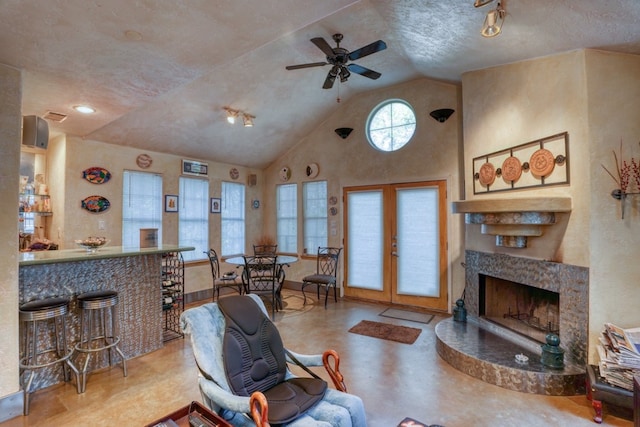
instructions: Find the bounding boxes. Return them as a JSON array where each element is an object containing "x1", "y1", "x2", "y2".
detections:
[
  {"x1": 74, "y1": 290, "x2": 127, "y2": 393},
  {"x1": 19, "y1": 296, "x2": 80, "y2": 415}
]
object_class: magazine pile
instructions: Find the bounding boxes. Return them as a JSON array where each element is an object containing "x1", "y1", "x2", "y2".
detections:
[{"x1": 597, "y1": 323, "x2": 640, "y2": 390}]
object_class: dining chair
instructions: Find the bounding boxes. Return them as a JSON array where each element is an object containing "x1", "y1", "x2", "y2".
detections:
[
  {"x1": 243, "y1": 255, "x2": 279, "y2": 318},
  {"x1": 301, "y1": 247, "x2": 343, "y2": 308},
  {"x1": 253, "y1": 244, "x2": 278, "y2": 256},
  {"x1": 204, "y1": 249, "x2": 243, "y2": 301}
]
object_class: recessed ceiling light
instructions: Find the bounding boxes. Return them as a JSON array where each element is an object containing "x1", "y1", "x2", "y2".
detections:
[{"x1": 74, "y1": 105, "x2": 96, "y2": 114}]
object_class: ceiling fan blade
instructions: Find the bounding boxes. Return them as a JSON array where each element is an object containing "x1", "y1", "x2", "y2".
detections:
[
  {"x1": 286, "y1": 62, "x2": 328, "y2": 70},
  {"x1": 311, "y1": 37, "x2": 336, "y2": 58},
  {"x1": 348, "y1": 40, "x2": 387, "y2": 61},
  {"x1": 322, "y1": 65, "x2": 340, "y2": 89},
  {"x1": 347, "y1": 63, "x2": 381, "y2": 80}
]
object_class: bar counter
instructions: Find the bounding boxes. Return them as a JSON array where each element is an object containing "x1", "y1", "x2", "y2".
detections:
[{"x1": 19, "y1": 245, "x2": 194, "y2": 391}]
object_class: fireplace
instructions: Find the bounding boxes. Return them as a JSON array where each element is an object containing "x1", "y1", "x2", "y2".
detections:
[
  {"x1": 436, "y1": 250, "x2": 589, "y2": 395},
  {"x1": 480, "y1": 275, "x2": 560, "y2": 344}
]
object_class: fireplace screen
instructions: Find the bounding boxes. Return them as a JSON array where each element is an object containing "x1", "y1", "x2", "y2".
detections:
[{"x1": 479, "y1": 274, "x2": 560, "y2": 344}]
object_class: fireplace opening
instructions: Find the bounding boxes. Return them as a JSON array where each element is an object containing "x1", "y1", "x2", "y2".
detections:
[{"x1": 479, "y1": 274, "x2": 560, "y2": 344}]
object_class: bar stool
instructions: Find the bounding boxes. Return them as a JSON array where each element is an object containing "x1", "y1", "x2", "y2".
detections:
[
  {"x1": 74, "y1": 290, "x2": 127, "y2": 393},
  {"x1": 19, "y1": 296, "x2": 80, "y2": 415}
]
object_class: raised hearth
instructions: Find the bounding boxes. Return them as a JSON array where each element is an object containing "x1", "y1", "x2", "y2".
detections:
[
  {"x1": 436, "y1": 250, "x2": 588, "y2": 396},
  {"x1": 436, "y1": 317, "x2": 585, "y2": 395}
]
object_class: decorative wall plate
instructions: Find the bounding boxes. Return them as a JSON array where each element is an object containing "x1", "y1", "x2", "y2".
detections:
[
  {"x1": 279, "y1": 166, "x2": 291, "y2": 182},
  {"x1": 530, "y1": 148, "x2": 555, "y2": 177},
  {"x1": 136, "y1": 153, "x2": 152, "y2": 169},
  {"x1": 82, "y1": 167, "x2": 111, "y2": 184},
  {"x1": 81, "y1": 195, "x2": 110, "y2": 213},
  {"x1": 229, "y1": 167, "x2": 239, "y2": 180},
  {"x1": 329, "y1": 196, "x2": 338, "y2": 206},
  {"x1": 478, "y1": 162, "x2": 496, "y2": 186},
  {"x1": 501, "y1": 156, "x2": 522, "y2": 182},
  {"x1": 306, "y1": 163, "x2": 319, "y2": 178}
]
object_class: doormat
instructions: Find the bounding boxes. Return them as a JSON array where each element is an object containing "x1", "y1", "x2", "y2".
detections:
[
  {"x1": 380, "y1": 308, "x2": 434, "y2": 325},
  {"x1": 348, "y1": 320, "x2": 421, "y2": 344}
]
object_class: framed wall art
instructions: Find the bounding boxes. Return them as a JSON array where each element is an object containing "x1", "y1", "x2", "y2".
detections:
[
  {"x1": 210, "y1": 198, "x2": 221, "y2": 214},
  {"x1": 165, "y1": 194, "x2": 178, "y2": 212}
]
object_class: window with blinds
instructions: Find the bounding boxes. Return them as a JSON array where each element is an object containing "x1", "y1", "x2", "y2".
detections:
[
  {"x1": 122, "y1": 170, "x2": 162, "y2": 248},
  {"x1": 302, "y1": 180, "x2": 327, "y2": 254},
  {"x1": 221, "y1": 181, "x2": 245, "y2": 256},
  {"x1": 179, "y1": 177, "x2": 209, "y2": 261},
  {"x1": 276, "y1": 183, "x2": 297, "y2": 253}
]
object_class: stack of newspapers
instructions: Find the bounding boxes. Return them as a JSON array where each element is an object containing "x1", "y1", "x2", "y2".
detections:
[{"x1": 597, "y1": 323, "x2": 640, "y2": 390}]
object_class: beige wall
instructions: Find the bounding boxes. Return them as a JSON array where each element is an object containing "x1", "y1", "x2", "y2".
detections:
[
  {"x1": 461, "y1": 49, "x2": 640, "y2": 362},
  {"x1": 262, "y1": 78, "x2": 465, "y2": 303},
  {"x1": 585, "y1": 50, "x2": 640, "y2": 361},
  {"x1": 47, "y1": 136, "x2": 264, "y2": 296},
  {"x1": 461, "y1": 50, "x2": 590, "y2": 265},
  {"x1": 0, "y1": 64, "x2": 22, "y2": 415}
]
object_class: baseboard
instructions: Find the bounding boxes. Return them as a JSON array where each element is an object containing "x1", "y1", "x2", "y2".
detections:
[{"x1": 0, "y1": 390, "x2": 23, "y2": 422}]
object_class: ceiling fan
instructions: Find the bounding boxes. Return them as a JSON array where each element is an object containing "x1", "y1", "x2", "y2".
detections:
[{"x1": 286, "y1": 33, "x2": 387, "y2": 89}]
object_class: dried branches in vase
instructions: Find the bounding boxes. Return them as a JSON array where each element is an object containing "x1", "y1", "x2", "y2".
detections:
[{"x1": 601, "y1": 140, "x2": 640, "y2": 198}]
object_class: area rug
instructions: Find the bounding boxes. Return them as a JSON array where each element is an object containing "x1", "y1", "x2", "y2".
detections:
[
  {"x1": 348, "y1": 320, "x2": 421, "y2": 344},
  {"x1": 380, "y1": 307, "x2": 434, "y2": 325}
]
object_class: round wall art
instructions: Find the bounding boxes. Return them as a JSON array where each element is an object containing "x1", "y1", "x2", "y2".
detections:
[
  {"x1": 81, "y1": 195, "x2": 110, "y2": 213},
  {"x1": 136, "y1": 154, "x2": 152, "y2": 169},
  {"x1": 478, "y1": 162, "x2": 496, "y2": 186},
  {"x1": 530, "y1": 148, "x2": 555, "y2": 177},
  {"x1": 82, "y1": 167, "x2": 111, "y2": 184}
]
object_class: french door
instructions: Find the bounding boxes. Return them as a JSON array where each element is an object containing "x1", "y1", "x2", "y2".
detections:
[{"x1": 343, "y1": 181, "x2": 448, "y2": 311}]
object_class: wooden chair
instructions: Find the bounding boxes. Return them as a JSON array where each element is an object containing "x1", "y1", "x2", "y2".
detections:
[
  {"x1": 204, "y1": 249, "x2": 243, "y2": 301},
  {"x1": 301, "y1": 247, "x2": 343, "y2": 308}
]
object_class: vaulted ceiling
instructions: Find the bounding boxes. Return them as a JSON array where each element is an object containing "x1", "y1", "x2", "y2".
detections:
[{"x1": 2, "y1": 0, "x2": 640, "y2": 168}]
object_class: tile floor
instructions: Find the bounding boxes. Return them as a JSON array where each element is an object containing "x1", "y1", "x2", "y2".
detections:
[{"x1": 1, "y1": 291, "x2": 633, "y2": 427}]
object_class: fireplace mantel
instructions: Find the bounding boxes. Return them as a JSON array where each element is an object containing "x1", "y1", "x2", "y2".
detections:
[{"x1": 451, "y1": 197, "x2": 572, "y2": 248}]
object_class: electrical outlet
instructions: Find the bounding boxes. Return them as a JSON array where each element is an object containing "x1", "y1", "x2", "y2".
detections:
[{"x1": 98, "y1": 220, "x2": 106, "y2": 230}]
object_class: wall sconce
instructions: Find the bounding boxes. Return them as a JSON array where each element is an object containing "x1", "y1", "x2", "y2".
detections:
[
  {"x1": 481, "y1": 1, "x2": 506, "y2": 37},
  {"x1": 224, "y1": 107, "x2": 255, "y2": 127},
  {"x1": 335, "y1": 127, "x2": 353, "y2": 139},
  {"x1": 430, "y1": 109, "x2": 455, "y2": 123}
]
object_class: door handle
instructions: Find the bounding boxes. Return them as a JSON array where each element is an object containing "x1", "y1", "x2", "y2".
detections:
[{"x1": 391, "y1": 251, "x2": 398, "y2": 257}]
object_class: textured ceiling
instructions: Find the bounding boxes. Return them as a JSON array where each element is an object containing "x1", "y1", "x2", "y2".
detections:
[{"x1": 2, "y1": 0, "x2": 640, "y2": 168}]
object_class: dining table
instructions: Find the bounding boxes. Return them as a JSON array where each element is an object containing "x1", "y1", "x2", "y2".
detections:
[{"x1": 224, "y1": 255, "x2": 298, "y2": 311}]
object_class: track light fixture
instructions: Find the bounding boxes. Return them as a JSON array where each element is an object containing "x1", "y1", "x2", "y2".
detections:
[
  {"x1": 223, "y1": 107, "x2": 255, "y2": 127},
  {"x1": 242, "y1": 113, "x2": 255, "y2": 127},
  {"x1": 473, "y1": 0, "x2": 495, "y2": 7},
  {"x1": 481, "y1": 1, "x2": 506, "y2": 37}
]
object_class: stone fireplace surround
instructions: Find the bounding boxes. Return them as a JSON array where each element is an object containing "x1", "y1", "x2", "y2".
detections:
[{"x1": 436, "y1": 250, "x2": 589, "y2": 395}]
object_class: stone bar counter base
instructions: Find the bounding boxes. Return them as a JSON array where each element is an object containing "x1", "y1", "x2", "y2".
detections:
[{"x1": 18, "y1": 245, "x2": 193, "y2": 392}]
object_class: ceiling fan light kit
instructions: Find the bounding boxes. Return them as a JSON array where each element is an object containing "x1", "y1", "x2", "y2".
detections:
[
  {"x1": 286, "y1": 33, "x2": 387, "y2": 90},
  {"x1": 430, "y1": 109, "x2": 455, "y2": 123},
  {"x1": 335, "y1": 127, "x2": 353, "y2": 139}
]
